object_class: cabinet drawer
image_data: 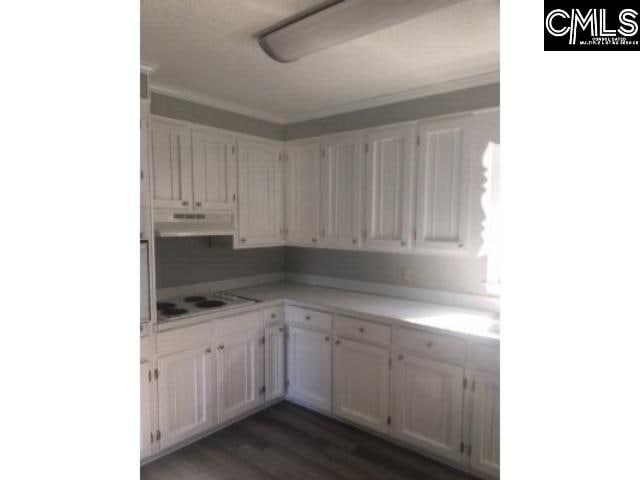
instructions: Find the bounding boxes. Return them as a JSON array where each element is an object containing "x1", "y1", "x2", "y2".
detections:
[
  {"x1": 468, "y1": 342, "x2": 499, "y2": 374},
  {"x1": 264, "y1": 306, "x2": 284, "y2": 327},
  {"x1": 394, "y1": 328, "x2": 467, "y2": 364},
  {"x1": 214, "y1": 310, "x2": 263, "y2": 338},
  {"x1": 335, "y1": 315, "x2": 391, "y2": 345},
  {"x1": 157, "y1": 322, "x2": 211, "y2": 356},
  {"x1": 287, "y1": 306, "x2": 332, "y2": 331}
]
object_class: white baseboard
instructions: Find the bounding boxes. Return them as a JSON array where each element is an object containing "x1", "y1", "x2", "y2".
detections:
[{"x1": 284, "y1": 273, "x2": 500, "y2": 313}]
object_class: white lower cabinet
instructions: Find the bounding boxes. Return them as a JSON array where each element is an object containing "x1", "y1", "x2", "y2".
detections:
[
  {"x1": 333, "y1": 337, "x2": 390, "y2": 434},
  {"x1": 391, "y1": 353, "x2": 465, "y2": 464},
  {"x1": 468, "y1": 371, "x2": 500, "y2": 478},
  {"x1": 286, "y1": 326, "x2": 332, "y2": 412},
  {"x1": 140, "y1": 361, "x2": 156, "y2": 459},
  {"x1": 157, "y1": 346, "x2": 214, "y2": 450},
  {"x1": 264, "y1": 324, "x2": 286, "y2": 402},
  {"x1": 215, "y1": 329, "x2": 264, "y2": 423}
]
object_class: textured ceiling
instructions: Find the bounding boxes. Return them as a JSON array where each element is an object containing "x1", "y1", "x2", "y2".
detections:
[{"x1": 141, "y1": 0, "x2": 499, "y2": 122}]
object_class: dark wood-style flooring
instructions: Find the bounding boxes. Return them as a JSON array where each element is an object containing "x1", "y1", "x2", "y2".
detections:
[{"x1": 141, "y1": 401, "x2": 479, "y2": 480}]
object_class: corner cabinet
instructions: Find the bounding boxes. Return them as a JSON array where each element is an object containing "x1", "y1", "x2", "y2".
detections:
[
  {"x1": 468, "y1": 371, "x2": 500, "y2": 478},
  {"x1": 285, "y1": 139, "x2": 322, "y2": 246},
  {"x1": 391, "y1": 353, "x2": 465, "y2": 464},
  {"x1": 236, "y1": 138, "x2": 285, "y2": 247},
  {"x1": 414, "y1": 115, "x2": 474, "y2": 254},
  {"x1": 320, "y1": 132, "x2": 364, "y2": 248},
  {"x1": 363, "y1": 123, "x2": 415, "y2": 250}
]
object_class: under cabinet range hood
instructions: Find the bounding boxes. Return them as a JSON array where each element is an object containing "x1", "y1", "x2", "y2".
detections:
[{"x1": 153, "y1": 211, "x2": 235, "y2": 237}]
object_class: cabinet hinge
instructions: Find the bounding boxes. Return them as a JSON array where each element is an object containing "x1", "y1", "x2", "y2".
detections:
[
  {"x1": 259, "y1": 336, "x2": 265, "y2": 346},
  {"x1": 260, "y1": 386, "x2": 266, "y2": 395},
  {"x1": 321, "y1": 149, "x2": 325, "y2": 158},
  {"x1": 150, "y1": 432, "x2": 154, "y2": 443},
  {"x1": 154, "y1": 368, "x2": 159, "y2": 379},
  {"x1": 460, "y1": 442, "x2": 465, "y2": 453},
  {"x1": 285, "y1": 379, "x2": 290, "y2": 391},
  {"x1": 389, "y1": 357, "x2": 392, "y2": 368},
  {"x1": 413, "y1": 229, "x2": 417, "y2": 242},
  {"x1": 387, "y1": 416, "x2": 391, "y2": 426},
  {"x1": 232, "y1": 145, "x2": 236, "y2": 155},
  {"x1": 417, "y1": 135, "x2": 421, "y2": 147},
  {"x1": 156, "y1": 430, "x2": 161, "y2": 441},
  {"x1": 363, "y1": 229, "x2": 367, "y2": 239},
  {"x1": 463, "y1": 377, "x2": 467, "y2": 389},
  {"x1": 364, "y1": 143, "x2": 369, "y2": 154},
  {"x1": 321, "y1": 228, "x2": 325, "y2": 238},
  {"x1": 148, "y1": 370, "x2": 152, "y2": 382}
]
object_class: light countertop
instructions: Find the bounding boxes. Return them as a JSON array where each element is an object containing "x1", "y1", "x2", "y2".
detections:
[{"x1": 230, "y1": 282, "x2": 500, "y2": 341}]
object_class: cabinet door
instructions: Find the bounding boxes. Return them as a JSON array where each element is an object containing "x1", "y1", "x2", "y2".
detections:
[
  {"x1": 149, "y1": 118, "x2": 193, "y2": 210},
  {"x1": 391, "y1": 353, "x2": 464, "y2": 464},
  {"x1": 286, "y1": 326, "x2": 332, "y2": 412},
  {"x1": 286, "y1": 140, "x2": 322, "y2": 245},
  {"x1": 191, "y1": 129, "x2": 237, "y2": 211},
  {"x1": 333, "y1": 338, "x2": 389, "y2": 434},
  {"x1": 364, "y1": 124, "x2": 415, "y2": 249},
  {"x1": 321, "y1": 132, "x2": 364, "y2": 248},
  {"x1": 216, "y1": 330, "x2": 264, "y2": 423},
  {"x1": 415, "y1": 115, "x2": 473, "y2": 254},
  {"x1": 469, "y1": 371, "x2": 500, "y2": 478},
  {"x1": 265, "y1": 324, "x2": 286, "y2": 402},
  {"x1": 157, "y1": 346, "x2": 213, "y2": 450},
  {"x1": 140, "y1": 361, "x2": 156, "y2": 459},
  {"x1": 237, "y1": 139, "x2": 284, "y2": 247}
]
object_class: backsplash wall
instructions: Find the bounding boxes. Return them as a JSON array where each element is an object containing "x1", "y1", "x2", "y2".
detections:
[
  {"x1": 155, "y1": 236, "x2": 284, "y2": 288},
  {"x1": 284, "y1": 247, "x2": 489, "y2": 296}
]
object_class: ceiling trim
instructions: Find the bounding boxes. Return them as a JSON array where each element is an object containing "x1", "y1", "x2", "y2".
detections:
[
  {"x1": 284, "y1": 69, "x2": 500, "y2": 123},
  {"x1": 148, "y1": 81, "x2": 287, "y2": 124}
]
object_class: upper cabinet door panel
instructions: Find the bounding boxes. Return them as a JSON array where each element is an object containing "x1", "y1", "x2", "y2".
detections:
[
  {"x1": 149, "y1": 118, "x2": 192, "y2": 210},
  {"x1": 321, "y1": 132, "x2": 364, "y2": 248},
  {"x1": 237, "y1": 139, "x2": 284, "y2": 247},
  {"x1": 364, "y1": 124, "x2": 415, "y2": 249},
  {"x1": 415, "y1": 115, "x2": 473, "y2": 254},
  {"x1": 286, "y1": 140, "x2": 322, "y2": 245},
  {"x1": 191, "y1": 129, "x2": 237, "y2": 211}
]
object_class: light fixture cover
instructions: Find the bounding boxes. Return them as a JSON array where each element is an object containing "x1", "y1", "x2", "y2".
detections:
[{"x1": 259, "y1": 0, "x2": 465, "y2": 63}]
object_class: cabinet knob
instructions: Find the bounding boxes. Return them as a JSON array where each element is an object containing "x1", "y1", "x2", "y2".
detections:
[
  {"x1": 398, "y1": 354, "x2": 404, "y2": 361},
  {"x1": 195, "y1": 201, "x2": 202, "y2": 207},
  {"x1": 352, "y1": 239, "x2": 357, "y2": 244},
  {"x1": 358, "y1": 326, "x2": 365, "y2": 333},
  {"x1": 271, "y1": 313, "x2": 277, "y2": 319},
  {"x1": 217, "y1": 345, "x2": 224, "y2": 350},
  {"x1": 335, "y1": 339, "x2": 341, "y2": 345},
  {"x1": 205, "y1": 347, "x2": 211, "y2": 354},
  {"x1": 312, "y1": 238, "x2": 317, "y2": 243},
  {"x1": 279, "y1": 327, "x2": 284, "y2": 332},
  {"x1": 305, "y1": 315, "x2": 311, "y2": 320},
  {"x1": 400, "y1": 240, "x2": 406, "y2": 246},
  {"x1": 426, "y1": 341, "x2": 433, "y2": 348},
  {"x1": 240, "y1": 238, "x2": 246, "y2": 243},
  {"x1": 324, "y1": 336, "x2": 330, "y2": 342},
  {"x1": 182, "y1": 201, "x2": 188, "y2": 206},
  {"x1": 458, "y1": 243, "x2": 464, "y2": 248}
]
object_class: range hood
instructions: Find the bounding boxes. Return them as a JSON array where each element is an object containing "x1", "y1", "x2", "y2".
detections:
[{"x1": 153, "y1": 211, "x2": 235, "y2": 238}]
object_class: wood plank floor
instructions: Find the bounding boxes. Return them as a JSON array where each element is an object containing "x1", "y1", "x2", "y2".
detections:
[{"x1": 141, "y1": 401, "x2": 480, "y2": 480}]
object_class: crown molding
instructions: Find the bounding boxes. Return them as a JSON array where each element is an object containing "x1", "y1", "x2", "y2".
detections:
[
  {"x1": 148, "y1": 82, "x2": 287, "y2": 124},
  {"x1": 283, "y1": 69, "x2": 500, "y2": 123}
]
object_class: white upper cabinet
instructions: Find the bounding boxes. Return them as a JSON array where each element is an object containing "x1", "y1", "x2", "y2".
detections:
[
  {"x1": 333, "y1": 338, "x2": 390, "y2": 434},
  {"x1": 215, "y1": 329, "x2": 264, "y2": 423},
  {"x1": 415, "y1": 115, "x2": 474, "y2": 254},
  {"x1": 468, "y1": 371, "x2": 500, "y2": 478},
  {"x1": 321, "y1": 132, "x2": 364, "y2": 248},
  {"x1": 363, "y1": 123, "x2": 415, "y2": 250},
  {"x1": 391, "y1": 353, "x2": 465, "y2": 464},
  {"x1": 157, "y1": 346, "x2": 214, "y2": 450},
  {"x1": 149, "y1": 117, "x2": 193, "y2": 210},
  {"x1": 237, "y1": 139, "x2": 285, "y2": 247},
  {"x1": 285, "y1": 140, "x2": 322, "y2": 245},
  {"x1": 191, "y1": 128, "x2": 237, "y2": 211},
  {"x1": 264, "y1": 324, "x2": 286, "y2": 402},
  {"x1": 286, "y1": 326, "x2": 332, "y2": 412}
]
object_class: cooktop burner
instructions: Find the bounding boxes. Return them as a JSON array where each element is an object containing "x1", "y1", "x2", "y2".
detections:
[
  {"x1": 156, "y1": 302, "x2": 176, "y2": 310},
  {"x1": 161, "y1": 307, "x2": 188, "y2": 317},
  {"x1": 184, "y1": 296, "x2": 206, "y2": 303},
  {"x1": 195, "y1": 300, "x2": 226, "y2": 309}
]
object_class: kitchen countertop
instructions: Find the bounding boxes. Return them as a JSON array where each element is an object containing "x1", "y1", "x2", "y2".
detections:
[{"x1": 230, "y1": 282, "x2": 500, "y2": 341}]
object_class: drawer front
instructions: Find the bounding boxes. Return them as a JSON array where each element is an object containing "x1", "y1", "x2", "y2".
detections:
[
  {"x1": 214, "y1": 310, "x2": 263, "y2": 338},
  {"x1": 468, "y1": 342, "x2": 499, "y2": 374},
  {"x1": 157, "y1": 322, "x2": 211, "y2": 356},
  {"x1": 335, "y1": 315, "x2": 391, "y2": 345},
  {"x1": 287, "y1": 306, "x2": 332, "y2": 331},
  {"x1": 394, "y1": 327, "x2": 467, "y2": 364},
  {"x1": 264, "y1": 306, "x2": 284, "y2": 327}
]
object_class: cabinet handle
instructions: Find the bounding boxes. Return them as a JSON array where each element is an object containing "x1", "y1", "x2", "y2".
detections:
[
  {"x1": 358, "y1": 327, "x2": 365, "y2": 333},
  {"x1": 305, "y1": 315, "x2": 311, "y2": 320},
  {"x1": 324, "y1": 336, "x2": 330, "y2": 342},
  {"x1": 426, "y1": 341, "x2": 433, "y2": 348},
  {"x1": 400, "y1": 240, "x2": 406, "y2": 246},
  {"x1": 205, "y1": 347, "x2": 211, "y2": 353},
  {"x1": 312, "y1": 238, "x2": 317, "y2": 243},
  {"x1": 271, "y1": 313, "x2": 277, "y2": 319},
  {"x1": 217, "y1": 345, "x2": 224, "y2": 350},
  {"x1": 335, "y1": 339, "x2": 341, "y2": 345},
  {"x1": 232, "y1": 194, "x2": 236, "y2": 202},
  {"x1": 182, "y1": 201, "x2": 188, "y2": 206},
  {"x1": 195, "y1": 201, "x2": 202, "y2": 207},
  {"x1": 398, "y1": 354, "x2": 404, "y2": 360},
  {"x1": 279, "y1": 327, "x2": 284, "y2": 332},
  {"x1": 352, "y1": 239, "x2": 357, "y2": 244},
  {"x1": 240, "y1": 238, "x2": 246, "y2": 243}
]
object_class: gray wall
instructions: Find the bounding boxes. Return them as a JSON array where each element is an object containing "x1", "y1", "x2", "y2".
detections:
[
  {"x1": 285, "y1": 247, "x2": 488, "y2": 296},
  {"x1": 150, "y1": 93, "x2": 285, "y2": 140},
  {"x1": 155, "y1": 236, "x2": 284, "y2": 288},
  {"x1": 140, "y1": 73, "x2": 148, "y2": 99},
  {"x1": 285, "y1": 83, "x2": 499, "y2": 140}
]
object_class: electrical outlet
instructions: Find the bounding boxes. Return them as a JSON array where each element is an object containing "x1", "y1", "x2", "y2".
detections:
[{"x1": 401, "y1": 267, "x2": 413, "y2": 286}]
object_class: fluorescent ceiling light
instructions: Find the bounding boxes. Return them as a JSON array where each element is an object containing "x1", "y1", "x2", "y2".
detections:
[{"x1": 259, "y1": 0, "x2": 466, "y2": 63}]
